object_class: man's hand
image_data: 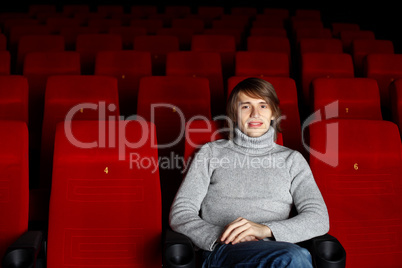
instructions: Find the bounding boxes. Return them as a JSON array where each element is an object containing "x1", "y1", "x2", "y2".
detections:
[{"x1": 220, "y1": 217, "x2": 273, "y2": 245}]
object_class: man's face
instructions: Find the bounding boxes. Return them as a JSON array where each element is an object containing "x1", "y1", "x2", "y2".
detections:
[{"x1": 237, "y1": 92, "x2": 274, "y2": 137}]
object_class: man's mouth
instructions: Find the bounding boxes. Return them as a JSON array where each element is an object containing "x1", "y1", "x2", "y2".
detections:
[{"x1": 248, "y1": 121, "x2": 263, "y2": 128}]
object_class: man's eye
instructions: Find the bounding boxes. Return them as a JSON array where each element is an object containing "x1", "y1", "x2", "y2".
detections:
[
  {"x1": 241, "y1": 105, "x2": 249, "y2": 109},
  {"x1": 261, "y1": 105, "x2": 267, "y2": 108}
]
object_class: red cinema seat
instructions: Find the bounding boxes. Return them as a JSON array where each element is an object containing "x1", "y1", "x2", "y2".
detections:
[
  {"x1": 0, "y1": 121, "x2": 29, "y2": 263},
  {"x1": 251, "y1": 17, "x2": 285, "y2": 29},
  {"x1": 95, "y1": 50, "x2": 152, "y2": 117},
  {"x1": 3, "y1": 18, "x2": 40, "y2": 37},
  {"x1": 352, "y1": 39, "x2": 394, "y2": 77},
  {"x1": 249, "y1": 27, "x2": 288, "y2": 37},
  {"x1": 164, "y1": 5, "x2": 191, "y2": 18},
  {"x1": 0, "y1": 75, "x2": 28, "y2": 124},
  {"x1": 227, "y1": 76, "x2": 301, "y2": 153},
  {"x1": 108, "y1": 13, "x2": 137, "y2": 26},
  {"x1": 87, "y1": 18, "x2": 122, "y2": 32},
  {"x1": 246, "y1": 36, "x2": 291, "y2": 59},
  {"x1": 220, "y1": 14, "x2": 251, "y2": 24},
  {"x1": 298, "y1": 38, "x2": 343, "y2": 55},
  {"x1": 47, "y1": 120, "x2": 161, "y2": 267},
  {"x1": 331, "y1": 22, "x2": 360, "y2": 38},
  {"x1": 0, "y1": 12, "x2": 30, "y2": 26},
  {"x1": 390, "y1": 79, "x2": 402, "y2": 139},
  {"x1": 96, "y1": 5, "x2": 124, "y2": 17},
  {"x1": 171, "y1": 18, "x2": 205, "y2": 34},
  {"x1": 309, "y1": 119, "x2": 402, "y2": 268},
  {"x1": 0, "y1": 51, "x2": 10, "y2": 74},
  {"x1": 23, "y1": 51, "x2": 81, "y2": 151},
  {"x1": 202, "y1": 28, "x2": 243, "y2": 50},
  {"x1": 166, "y1": 51, "x2": 224, "y2": 117},
  {"x1": 134, "y1": 35, "x2": 179, "y2": 76},
  {"x1": 156, "y1": 27, "x2": 195, "y2": 50},
  {"x1": 34, "y1": 12, "x2": 64, "y2": 25},
  {"x1": 211, "y1": 18, "x2": 248, "y2": 32},
  {"x1": 0, "y1": 33, "x2": 6, "y2": 51},
  {"x1": 364, "y1": 53, "x2": 402, "y2": 115},
  {"x1": 45, "y1": 17, "x2": 82, "y2": 33},
  {"x1": 291, "y1": 19, "x2": 323, "y2": 33},
  {"x1": 73, "y1": 12, "x2": 107, "y2": 25},
  {"x1": 40, "y1": 75, "x2": 120, "y2": 189},
  {"x1": 196, "y1": 6, "x2": 224, "y2": 27},
  {"x1": 294, "y1": 28, "x2": 332, "y2": 44},
  {"x1": 137, "y1": 76, "x2": 211, "y2": 155},
  {"x1": 183, "y1": 119, "x2": 226, "y2": 164},
  {"x1": 197, "y1": 6, "x2": 224, "y2": 18},
  {"x1": 108, "y1": 26, "x2": 147, "y2": 49},
  {"x1": 130, "y1": 19, "x2": 163, "y2": 34},
  {"x1": 9, "y1": 25, "x2": 53, "y2": 56},
  {"x1": 339, "y1": 30, "x2": 375, "y2": 54},
  {"x1": 235, "y1": 51, "x2": 289, "y2": 77},
  {"x1": 300, "y1": 52, "x2": 354, "y2": 106},
  {"x1": 137, "y1": 75, "x2": 211, "y2": 222},
  {"x1": 312, "y1": 78, "x2": 382, "y2": 120},
  {"x1": 130, "y1": 5, "x2": 158, "y2": 18},
  {"x1": 17, "y1": 34, "x2": 65, "y2": 74},
  {"x1": 75, "y1": 33, "x2": 122, "y2": 74},
  {"x1": 191, "y1": 34, "x2": 236, "y2": 79},
  {"x1": 59, "y1": 26, "x2": 102, "y2": 50}
]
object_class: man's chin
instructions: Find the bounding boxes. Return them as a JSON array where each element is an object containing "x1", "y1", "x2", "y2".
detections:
[{"x1": 246, "y1": 128, "x2": 268, "y2": 137}]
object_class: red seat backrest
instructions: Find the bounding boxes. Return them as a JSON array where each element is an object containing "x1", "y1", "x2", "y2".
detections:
[
  {"x1": 0, "y1": 121, "x2": 29, "y2": 260},
  {"x1": 309, "y1": 119, "x2": 402, "y2": 268},
  {"x1": 47, "y1": 120, "x2": 161, "y2": 267}
]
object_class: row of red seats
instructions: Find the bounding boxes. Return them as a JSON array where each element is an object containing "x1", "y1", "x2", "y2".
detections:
[
  {"x1": 0, "y1": 47, "x2": 401, "y2": 117},
  {"x1": 1, "y1": 116, "x2": 401, "y2": 267},
  {"x1": 0, "y1": 17, "x2": 384, "y2": 56},
  {"x1": 0, "y1": 4, "x2": 396, "y2": 122},
  {"x1": 1, "y1": 74, "x2": 401, "y2": 190},
  {"x1": 0, "y1": 4, "x2": 386, "y2": 69},
  {"x1": 0, "y1": 5, "x2": 401, "y2": 268},
  {"x1": 0, "y1": 18, "x2": 378, "y2": 61}
]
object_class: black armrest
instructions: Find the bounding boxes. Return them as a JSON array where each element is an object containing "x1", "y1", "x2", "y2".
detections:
[
  {"x1": 2, "y1": 231, "x2": 43, "y2": 268},
  {"x1": 298, "y1": 234, "x2": 346, "y2": 268},
  {"x1": 163, "y1": 228, "x2": 196, "y2": 268}
]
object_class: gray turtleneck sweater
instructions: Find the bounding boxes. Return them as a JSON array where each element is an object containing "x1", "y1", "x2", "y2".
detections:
[{"x1": 169, "y1": 127, "x2": 329, "y2": 251}]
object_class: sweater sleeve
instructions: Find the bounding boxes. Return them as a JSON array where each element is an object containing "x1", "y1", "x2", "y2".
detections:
[
  {"x1": 169, "y1": 144, "x2": 224, "y2": 251},
  {"x1": 264, "y1": 151, "x2": 330, "y2": 243}
]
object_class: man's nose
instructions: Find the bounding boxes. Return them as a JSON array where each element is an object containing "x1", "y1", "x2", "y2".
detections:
[{"x1": 251, "y1": 107, "x2": 260, "y2": 118}]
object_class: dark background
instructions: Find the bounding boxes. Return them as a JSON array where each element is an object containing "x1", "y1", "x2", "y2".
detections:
[{"x1": 1, "y1": 0, "x2": 401, "y2": 55}]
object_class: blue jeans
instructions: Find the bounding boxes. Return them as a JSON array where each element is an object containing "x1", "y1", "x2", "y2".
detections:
[{"x1": 202, "y1": 240, "x2": 313, "y2": 268}]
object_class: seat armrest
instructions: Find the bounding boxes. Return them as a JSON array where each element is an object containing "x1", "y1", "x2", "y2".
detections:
[
  {"x1": 2, "y1": 231, "x2": 43, "y2": 268},
  {"x1": 163, "y1": 228, "x2": 196, "y2": 268},
  {"x1": 298, "y1": 233, "x2": 346, "y2": 268}
]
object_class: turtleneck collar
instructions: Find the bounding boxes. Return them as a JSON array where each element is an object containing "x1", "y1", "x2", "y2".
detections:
[{"x1": 232, "y1": 126, "x2": 276, "y2": 155}]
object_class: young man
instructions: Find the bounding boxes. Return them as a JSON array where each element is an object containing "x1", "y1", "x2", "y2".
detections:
[{"x1": 170, "y1": 78, "x2": 329, "y2": 267}]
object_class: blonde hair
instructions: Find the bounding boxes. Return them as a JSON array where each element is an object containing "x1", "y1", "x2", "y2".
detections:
[{"x1": 226, "y1": 77, "x2": 282, "y2": 139}]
